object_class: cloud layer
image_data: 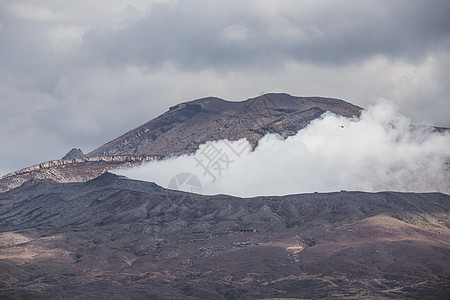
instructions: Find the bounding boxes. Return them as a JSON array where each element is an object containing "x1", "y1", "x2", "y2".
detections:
[
  {"x1": 116, "y1": 102, "x2": 450, "y2": 197},
  {"x1": 1, "y1": 0, "x2": 449, "y2": 174}
]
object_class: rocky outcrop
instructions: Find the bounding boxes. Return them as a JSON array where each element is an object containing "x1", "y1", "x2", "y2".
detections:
[{"x1": 61, "y1": 148, "x2": 84, "y2": 160}]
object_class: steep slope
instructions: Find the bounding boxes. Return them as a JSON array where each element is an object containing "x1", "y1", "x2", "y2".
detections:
[
  {"x1": 0, "y1": 173, "x2": 449, "y2": 299},
  {"x1": 86, "y1": 93, "x2": 362, "y2": 157}
]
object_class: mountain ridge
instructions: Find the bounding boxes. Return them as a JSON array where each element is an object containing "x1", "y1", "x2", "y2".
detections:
[
  {"x1": 0, "y1": 173, "x2": 449, "y2": 298},
  {"x1": 85, "y1": 93, "x2": 362, "y2": 157}
]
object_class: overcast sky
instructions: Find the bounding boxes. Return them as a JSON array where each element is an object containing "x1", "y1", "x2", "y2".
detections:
[{"x1": 1, "y1": 0, "x2": 449, "y2": 175}]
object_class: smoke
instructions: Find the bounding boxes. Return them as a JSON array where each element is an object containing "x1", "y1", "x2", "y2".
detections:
[{"x1": 115, "y1": 101, "x2": 450, "y2": 197}]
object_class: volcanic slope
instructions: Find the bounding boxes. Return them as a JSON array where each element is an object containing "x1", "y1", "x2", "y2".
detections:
[
  {"x1": 0, "y1": 93, "x2": 361, "y2": 192},
  {"x1": 0, "y1": 173, "x2": 449, "y2": 299},
  {"x1": 85, "y1": 93, "x2": 362, "y2": 157}
]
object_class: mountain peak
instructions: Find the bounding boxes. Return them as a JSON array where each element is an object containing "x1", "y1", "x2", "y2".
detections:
[
  {"x1": 85, "y1": 94, "x2": 362, "y2": 158},
  {"x1": 62, "y1": 148, "x2": 84, "y2": 160},
  {"x1": 0, "y1": 93, "x2": 363, "y2": 193}
]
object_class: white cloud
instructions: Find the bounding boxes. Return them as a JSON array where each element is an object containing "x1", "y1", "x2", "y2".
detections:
[{"x1": 116, "y1": 101, "x2": 450, "y2": 196}]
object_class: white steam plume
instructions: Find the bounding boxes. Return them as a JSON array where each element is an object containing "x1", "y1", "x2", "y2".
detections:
[{"x1": 115, "y1": 101, "x2": 450, "y2": 197}]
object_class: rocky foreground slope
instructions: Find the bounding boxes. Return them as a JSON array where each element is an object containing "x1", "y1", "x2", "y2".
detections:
[
  {"x1": 0, "y1": 93, "x2": 361, "y2": 193},
  {"x1": 0, "y1": 173, "x2": 449, "y2": 299}
]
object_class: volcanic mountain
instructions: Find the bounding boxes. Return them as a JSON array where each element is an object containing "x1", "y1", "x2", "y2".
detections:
[
  {"x1": 0, "y1": 173, "x2": 449, "y2": 299},
  {"x1": 0, "y1": 93, "x2": 361, "y2": 192},
  {"x1": 85, "y1": 93, "x2": 361, "y2": 157}
]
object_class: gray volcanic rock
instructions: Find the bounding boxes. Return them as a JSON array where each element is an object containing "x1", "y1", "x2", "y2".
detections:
[
  {"x1": 0, "y1": 173, "x2": 449, "y2": 299},
  {"x1": 86, "y1": 93, "x2": 362, "y2": 157},
  {"x1": 61, "y1": 148, "x2": 84, "y2": 160}
]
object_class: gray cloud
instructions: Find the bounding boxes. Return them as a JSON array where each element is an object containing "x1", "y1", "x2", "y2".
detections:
[
  {"x1": 83, "y1": 0, "x2": 450, "y2": 68},
  {"x1": 0, "y1": 0, "x2": 449, "y2": 175}
]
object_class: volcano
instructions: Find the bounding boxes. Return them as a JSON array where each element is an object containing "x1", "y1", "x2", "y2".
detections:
[{"x1": 0, "y1": 93, "x2": 361, "y2": 192}]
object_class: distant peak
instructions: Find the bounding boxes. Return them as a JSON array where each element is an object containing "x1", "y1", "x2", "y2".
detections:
[{"x1": 62, "y1": 148, "x2": 84, "y2": 160}]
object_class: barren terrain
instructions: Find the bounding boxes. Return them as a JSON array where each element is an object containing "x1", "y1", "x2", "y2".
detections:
[{"x1": 0, "y1": 173, "x2": 449, "y2": 299}]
